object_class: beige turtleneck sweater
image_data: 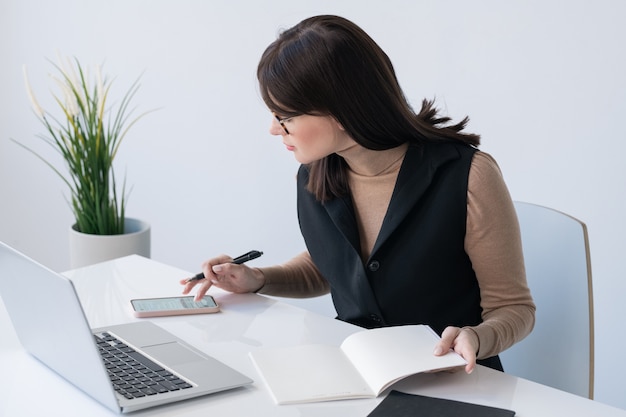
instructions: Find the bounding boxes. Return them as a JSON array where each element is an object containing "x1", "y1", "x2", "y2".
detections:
[{"x1": 258, "y1": 145, "x2": 535, "y2": 359}]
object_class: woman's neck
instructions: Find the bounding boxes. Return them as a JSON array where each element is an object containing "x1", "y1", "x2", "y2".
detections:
[{"x1": 337, "y1": 143, "x2": 409, "y2": 177}]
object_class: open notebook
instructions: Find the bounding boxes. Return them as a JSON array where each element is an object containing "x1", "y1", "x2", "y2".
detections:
[{"x1": 249, "y1": 324, "x2": 466, "y2": 404}]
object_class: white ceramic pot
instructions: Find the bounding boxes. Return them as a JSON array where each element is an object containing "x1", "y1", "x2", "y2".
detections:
[{"x1": 69, "y1": 218, "x2": 151, "y2": 269}]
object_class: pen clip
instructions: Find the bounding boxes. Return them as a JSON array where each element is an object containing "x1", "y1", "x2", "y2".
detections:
[{"x1": 232, "y1": 250, "x2": 263, "y2": 264}]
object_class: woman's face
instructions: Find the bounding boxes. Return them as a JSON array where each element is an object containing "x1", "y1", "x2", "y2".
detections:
[{"x1": 269, "y1": 113, "x2": 356, "y2": 164}]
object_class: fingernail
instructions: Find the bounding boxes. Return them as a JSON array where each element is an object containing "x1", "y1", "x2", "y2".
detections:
[
  {"x1": 213, "y1": 265, "x2": 223, "y2": 273},
  {"x1": 433, "y1": 346, "x2": 443, "y2": 355}
]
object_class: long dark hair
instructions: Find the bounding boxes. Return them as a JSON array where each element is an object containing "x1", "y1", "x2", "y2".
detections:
[{"x1": 258, "y1": 15, "x2": 480, "y2": 201}]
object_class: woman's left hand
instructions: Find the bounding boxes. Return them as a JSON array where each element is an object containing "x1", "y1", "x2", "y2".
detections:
[{"x1": 433, "y1": 326, "x2": 479, "y2": 374}]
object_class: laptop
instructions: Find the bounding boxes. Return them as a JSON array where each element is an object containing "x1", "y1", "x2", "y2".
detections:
[{"x1": 0, "y1": 241, "x2": 253, "y2": 413}]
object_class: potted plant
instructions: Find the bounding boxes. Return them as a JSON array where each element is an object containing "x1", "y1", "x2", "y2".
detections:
[{"x1": 17, "y1": 56, "x2": 152, "y2": 268}]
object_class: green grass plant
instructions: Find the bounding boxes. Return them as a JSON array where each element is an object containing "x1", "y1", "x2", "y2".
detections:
[{"x1": 15, "y1": 57, "x2": 150, "y2": 235}]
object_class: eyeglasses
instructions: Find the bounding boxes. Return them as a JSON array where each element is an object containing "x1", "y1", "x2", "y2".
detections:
[{"x1": 274, "y1": 114, "x2": 296, "y2": 135}]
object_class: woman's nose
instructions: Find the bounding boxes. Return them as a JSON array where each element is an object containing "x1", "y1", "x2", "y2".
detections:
[{"x1": 269, "y1": 117, "x2": 284, "y2": 136}]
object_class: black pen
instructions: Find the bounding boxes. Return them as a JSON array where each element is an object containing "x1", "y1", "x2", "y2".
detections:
[{"x1": 185, "y1": 250, "x2": 263, "y2": 283}]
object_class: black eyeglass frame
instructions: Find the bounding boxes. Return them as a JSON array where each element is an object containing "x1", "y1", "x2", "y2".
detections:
[{"x1": 274, "y1": 114, "x2": 294, "y2": 135}]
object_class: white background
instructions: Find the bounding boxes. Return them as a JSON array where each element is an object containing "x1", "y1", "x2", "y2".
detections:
[{"x1": 1, "y1": 0, "x2": 625, "y2": 410}]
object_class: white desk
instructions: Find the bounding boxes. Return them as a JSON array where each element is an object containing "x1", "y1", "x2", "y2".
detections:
[{"x1": 1, "y1": 255, "x2": 624, "y2": 416}]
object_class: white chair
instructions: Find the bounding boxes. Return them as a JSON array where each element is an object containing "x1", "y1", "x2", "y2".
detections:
[{"x1": 499, "y1": 201, "x2": 594, "y2": 398}]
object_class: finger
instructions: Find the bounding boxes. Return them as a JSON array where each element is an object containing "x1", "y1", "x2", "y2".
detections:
[
  {"x1": 458, "y1": 345, "x2": 477, "y2": 374},
  {"x1": 210, "y1": 273, "x2": 222, "y2": 285},
  {"x1": 211, "y1": 263, "x2": 230, "y2": 275},
  {"x1": 453, "y1": 338, "x2": 477, "y2": 374},
  {"x1": 457, "y1": 329, "x2": 478, "y2": 374},
  {"x1": 180, "y1": 278, "x2": 198, "y2": 294},
  {"x1": 202, "y1": 255, "x2": 233, "y2": 277},
  {"x1": 193, "y1": 280, "x2": 213, "y2": 301},
  {"x1": 433, "y1": 326, "x2": 460, "y2": 356},
  {"x1": 179, "y1": 275, "x2": 213, "y2": 300}
]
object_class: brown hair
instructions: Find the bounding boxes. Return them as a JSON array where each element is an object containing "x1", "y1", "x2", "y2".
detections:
[{"x1": 258, "y1": 15, "x2": 480, "y2": 201}]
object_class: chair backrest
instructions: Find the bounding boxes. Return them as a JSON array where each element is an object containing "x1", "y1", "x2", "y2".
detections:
[{"x1": 499, "y1": 201, "x2": 594, "y2": 398}]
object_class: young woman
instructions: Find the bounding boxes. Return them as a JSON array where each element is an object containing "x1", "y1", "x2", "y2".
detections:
[{"x1": 181, "y1": 15, "x2": 535, "y2": 374}]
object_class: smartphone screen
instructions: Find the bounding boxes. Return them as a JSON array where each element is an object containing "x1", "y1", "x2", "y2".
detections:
[{"x1": 131, "y1": 296, "x2": 219, "y2": 317}]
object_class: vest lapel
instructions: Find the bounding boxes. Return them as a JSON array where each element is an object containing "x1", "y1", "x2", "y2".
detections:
[
  {"x1": 370, "y1": 143, "x2": 462, "y2": 257},
  {"x1": 322, "y1": 194, "x2": 361, "y2": 254}
]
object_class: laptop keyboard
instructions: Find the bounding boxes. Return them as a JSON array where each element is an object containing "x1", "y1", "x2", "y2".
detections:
[{"x1": 94, "y1": 332, "x2": 193, "y2": 399}]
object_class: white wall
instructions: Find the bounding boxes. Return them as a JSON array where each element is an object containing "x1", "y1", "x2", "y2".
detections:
[{"x1": 1, "y1": 0, "x2": 625, "y2": 410}]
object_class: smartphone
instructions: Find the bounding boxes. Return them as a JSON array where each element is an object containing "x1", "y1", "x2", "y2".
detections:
[{"x1": 130, "y1": 295, "x2": 220, "y2": 318}]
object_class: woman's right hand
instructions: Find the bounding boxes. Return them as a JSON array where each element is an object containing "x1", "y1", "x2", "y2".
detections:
[{"x1": 179, "y1": 254, "x2": 266, "y2": 301}]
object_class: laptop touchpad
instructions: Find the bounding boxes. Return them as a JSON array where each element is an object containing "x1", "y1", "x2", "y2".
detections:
[{"x1": 143, "y1": 342, "x2": 207, "y2": 366}]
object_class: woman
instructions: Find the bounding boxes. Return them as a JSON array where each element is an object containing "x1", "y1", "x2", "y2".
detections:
[{"x1": 181, "y1": 15, "x2": 535, "y2": 374}]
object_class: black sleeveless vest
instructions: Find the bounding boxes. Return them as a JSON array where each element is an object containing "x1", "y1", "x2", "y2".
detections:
[{"x1": 297, "y1": 142, "x2": 482, "y2": 333}]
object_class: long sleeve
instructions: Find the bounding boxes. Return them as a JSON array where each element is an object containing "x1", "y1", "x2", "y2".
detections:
[
  {"x1": 256, "y1": 251, "x2": 330, "y2": 298},
  {"x1": 464, "y1": 152, "x2": 536, "y2": 358}
]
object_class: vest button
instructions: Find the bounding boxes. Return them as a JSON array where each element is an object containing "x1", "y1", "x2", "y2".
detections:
[
  {"x1": 367, "y1": 260, "x2": 380, "y2": 272},
  {"x1": 370, "y1": 314, "x2": 382, "y2": 323}
]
